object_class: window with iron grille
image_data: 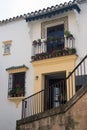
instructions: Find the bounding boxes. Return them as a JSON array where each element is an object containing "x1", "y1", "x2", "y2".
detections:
[{"x1": 8, "y1": 72, "x2": 25, "y2": 97}]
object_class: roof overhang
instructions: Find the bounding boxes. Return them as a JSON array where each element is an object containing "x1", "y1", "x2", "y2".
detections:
[
  {"x1": 26, "y1": 3, "x2": 81, "y2": 22},
  {"x1": 6, "y1": 65, "x2": 29, "y2": 73}
]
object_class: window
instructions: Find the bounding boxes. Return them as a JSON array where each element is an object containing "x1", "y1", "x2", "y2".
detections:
[
  {"x1": 4, "y1": 44, "x2": 11, "y2": 54},
  {"x1": 6, "y1": 65, "x2": 28, "y2": 98},
  {"x1": 6, "y1": 65, "x2": 28, "y2": 107},
  {"x1": 8, "y1": 72, "x2": 25, "y2": 97},
  {"x1": 2, "y1": 40, "x2": 12, "y2": 55},
  {"x1": 41, "y1": 16, "x2": 68, "y2": 39},
  {"x1": 41, "y1": 16, "x2": 68, "y2": 53},
  {"x1": 47, "y1": 24, "x2": 64, "y2": 52}
]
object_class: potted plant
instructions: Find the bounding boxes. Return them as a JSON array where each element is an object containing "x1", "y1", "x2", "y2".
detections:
[
  {"x1": 37, "y1": 39, "x2": 41, "y2": 46},
  {"x1": 55, "y1": 50, "x2": 62, "y2": 56},
  {"x1": 64, "y1": 30, "x2": 73, "y2": 39},
  {"x1": 45, "y1": 53, "x2": 49, "y2": 58},
  {"x1": 8, "y1": 89, "x2": 16, "y2": 97},
  {"x1": 63, "y1": 47, "x2": 69, "y2": 55},
  {"x1": 68, "y1": 48, "x2": 76, "y2": 54},
  {"x1": 71, "y1": 48, "x2": 76, "y2": 54},
  {"x1": 15, "y1": 84, "x2": 21, "y2": 96},
  {"x1": 32, "y1": 40, "x2": 38, "y2": 46}
]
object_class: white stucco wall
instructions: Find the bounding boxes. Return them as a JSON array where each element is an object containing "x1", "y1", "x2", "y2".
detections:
[
  {"x1": 0, "y1": 1, "x2": 87, "y2": 130},
  {"x1": 0, "y1": 19, "x2": 34, "y2": 130}
]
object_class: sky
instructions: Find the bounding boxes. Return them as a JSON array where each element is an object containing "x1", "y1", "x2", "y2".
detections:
[{"x1": 0, "y1": 0, "x2": 70, "y2": 20}]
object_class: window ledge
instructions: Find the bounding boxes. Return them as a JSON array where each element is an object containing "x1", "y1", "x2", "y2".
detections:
[
  {"x1": 8, "y1": 96, "x2": 25, "y2": 107},
  {"x1": 3, "y1": 53, "x2": 11, "y2": 56}
]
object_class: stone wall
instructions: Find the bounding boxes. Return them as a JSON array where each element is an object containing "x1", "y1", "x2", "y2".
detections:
[
  {"x1": 16, "y1": 85, "x2": 87, "y2": 130},
  {"x1": 65, "y1": 91, "x2": 87, "y2": 130}
]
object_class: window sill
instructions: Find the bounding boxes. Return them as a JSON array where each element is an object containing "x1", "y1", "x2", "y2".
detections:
[
  {"x1": 3, "y1": 53, "x2": 11, "y2": 56},
  {"x1": 8, "y1": 96, "x2": 25, "y2": 107}
]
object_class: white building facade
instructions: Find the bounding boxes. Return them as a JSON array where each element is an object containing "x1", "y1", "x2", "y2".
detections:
[
  {"x1": 0, "y1": 0, "x2": 87, "y2": 130},
  {"x1": 0, "y1": 18, "x2": 34, "y2": 130}
]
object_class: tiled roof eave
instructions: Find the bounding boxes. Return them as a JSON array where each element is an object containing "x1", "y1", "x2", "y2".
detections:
[
  {"x1": 0, "y1": 0, "x2": 82, "y2": 24},
  {"x1": 26, "y1": 4, "x2": 81, "y2": 22},
  {"x1": 6, "y1": 65, "x2": 29, "y2": 71},
  {"x1": 0, "y1": 16, "x2": 24, "y2": 24}
]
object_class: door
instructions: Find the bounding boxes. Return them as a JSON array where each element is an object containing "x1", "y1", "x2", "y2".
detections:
[
  {"x1": 44, "y1": 72, "x2": 66, "y2": 110},
  {"x1": 47, "y1": 24, "x2": 64, "y2": 53}
]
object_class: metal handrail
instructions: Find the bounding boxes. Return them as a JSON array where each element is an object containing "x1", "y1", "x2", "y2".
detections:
[
  {"x1": 22, "y1": 55, "x2": 87, "y2": 118},
  {"x1": 22, "y1": 89, "x2": 44, "y2": 100},
  {"x1": 67, "y1": 55, "x2": 87, "y2": 79}
]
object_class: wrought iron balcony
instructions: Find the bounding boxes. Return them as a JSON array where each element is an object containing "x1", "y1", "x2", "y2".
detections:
[{"x1": 31, "y1": 36, "x2": 76, "y2": 61}]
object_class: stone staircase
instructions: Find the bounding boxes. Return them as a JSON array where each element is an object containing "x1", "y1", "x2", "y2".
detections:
[{"x1": 16, "y1": 55, "x2": 87, "y2": 130}]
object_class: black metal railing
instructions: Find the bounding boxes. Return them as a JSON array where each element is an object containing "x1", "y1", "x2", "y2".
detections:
[
  {"x1": 31, "y1": 37, "x2": 75, "y2": 61},
  {"x1": 22, "y1": 55, "x2": 87, "y2": 118},
  {"x1": 66, "y1": 55, "x2": 87, "y2": 100},
  {"x1": 22, "y1": 90, "x2": 44, "y2": 118},
  {"x1": 44, "y1": 79, "x2": 67, "y2": 111}
]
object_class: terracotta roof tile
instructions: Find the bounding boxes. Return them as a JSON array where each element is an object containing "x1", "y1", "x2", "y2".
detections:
[{"x1": 0, "y1": 0, "x2": 83, "y2": 24}]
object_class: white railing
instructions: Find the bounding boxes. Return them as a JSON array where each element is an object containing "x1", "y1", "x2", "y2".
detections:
[{"x1": 32, "y1": 37, "x2": 75, "y2": 56}]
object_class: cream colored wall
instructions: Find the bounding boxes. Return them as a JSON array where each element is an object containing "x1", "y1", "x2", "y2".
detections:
[{"x1": 32, "y1": 55, "x2": 77, "y2": 100}]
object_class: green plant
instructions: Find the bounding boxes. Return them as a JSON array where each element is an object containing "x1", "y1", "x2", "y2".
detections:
[
  {"x1": 72, "y1": 48, "x2": 76, "y2": 54},
  {"x1": 55, "y1": 50, "x2": 62, "y2": 55},
  {"x1": 8, "y1": 89, "x2": 16, "y2": 97},
  {"x1": 64, "y1": 30, "x2": 71, "y2": 37},
  {"x1": 32, "y1": 39, "x2": 42, "y2": 46},
  {"x1": 64, "y1": 30, "x2": 73, "y2": 39},
  {"x1": 68, "y1": 48, "x2": 76, "y2": 54},
  {"x1": 16, "y1": 84, "x2": 21, "y2": 94},
  {"x1": 37, "y1": 39, "x2": 41, "y2": 45}
]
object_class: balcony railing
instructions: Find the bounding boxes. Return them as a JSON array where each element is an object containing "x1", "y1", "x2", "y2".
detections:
[
  {"x1": 31, "y1": 36, "x2": 75, "y2": 61},
  {"x1": 22, "y1": 80, "x2": 66, "y2": 118},
  {"x1": 22, "y1": 55, "x2": 87, "y2": 118}
]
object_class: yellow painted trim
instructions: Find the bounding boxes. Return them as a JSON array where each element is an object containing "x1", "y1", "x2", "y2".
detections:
[
  {"x1": 32, "y1": 55, "x2": 78, "y2": 98},
  {"x1": 2, "y1": 40, "x2": 12, "y2": 44},
  {"x1": 32, "y1": 55, "x2": 77, "y2": 67},
  {"x1": 8, "y1": 97, "x2": 25, "y2": 108},
  {"x1": 7, "y1": 67, "x2": 28, "y2": 74}
]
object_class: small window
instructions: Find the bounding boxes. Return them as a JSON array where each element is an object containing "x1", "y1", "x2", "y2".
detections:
[
  {"x1": 2, "y1": 40, "x2": 12, "y2": 55},
  {"x1": 8, "y1": 72, "x2": 25, "y2": 97},
  {"x1": 4, "y1": 44, "x2": 11, "y2": 54}
]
